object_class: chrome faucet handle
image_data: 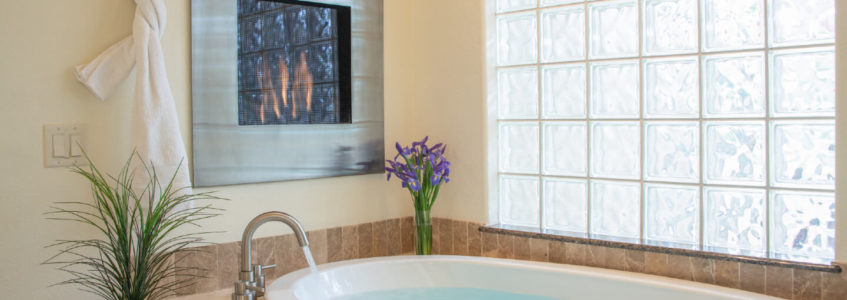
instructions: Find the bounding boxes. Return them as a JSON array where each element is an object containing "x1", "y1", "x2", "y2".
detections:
[{"x1": 252, "y1": 264, "x2": 277, "y2": 298}]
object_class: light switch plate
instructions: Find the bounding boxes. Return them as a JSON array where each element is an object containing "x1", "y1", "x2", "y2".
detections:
[{"x1": 43, "y1": 124, "x2": 88, "y2": 168}]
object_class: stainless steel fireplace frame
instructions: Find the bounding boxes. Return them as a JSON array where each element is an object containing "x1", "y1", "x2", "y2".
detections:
[{"x1": 191, "y1": 0, "x2": 384, "y2": 187}]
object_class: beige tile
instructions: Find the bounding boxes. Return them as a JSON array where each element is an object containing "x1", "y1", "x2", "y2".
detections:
[
  {"x1": 341, "y1": 225, "x2": 359, "y2": 260},
  {"x1": 481, "y1": 231, "x2": 498, "y2": 258},
  {"x1": 217, "y1": 241, "x2": 241, "y2": 289},
  {"x1": 273, "y1": 235, "x2": 307, "y2": 278},
  {"x1": 467, "y1": 223, "x2": 482, "y2": 257},
  {"x1": 529, "y1": 238, "x2": 549, "y2": 262},
  {"x1": 514, "y1": 236, "x2": 531, "y2": 260},
  {"x1": 326, "y1": 227, "x2": 343, "y2": 262},
  {"x1": 307, "y1": 230, "x2": 328, "y2": 265},
  {"x1": 765, "y1": 266, "x2": 793, "y2": 299},
  {"x1": 739, "y1": 263, "x2": 765, "y2": 294},
  {"x1": 548, "y1": 241, "x2": 567, "y2": 264},
  {"x1": 372, "y1": 221, "x2": 388, "y2": 257},
  {"x1": 174, "y1": 244, "x2": 218, "y2": 295},
  {"x1": 158, "y1": 255, "x2": 176, "y2": 299},
  {"x1": 644, "y1": 252, "x2": 669, "y2": 277},
  {"x1": 793, "y1": 269, "x2": 822, "y2": 300},
  {"x1": 565, "y1": 243, "x2": 587, "y2": 266},
  {"x1": 432, "y1": 218, "x2": 442, "y2": 255},
  {"x1": 714, "y1": 260, "x2": 740, "y2": 289},
  {"x1": 604, "y1": 247, "x2": 627, "y2": 271},
  {"x1": 666, "y1": 255, "x2": 693, "y2": 281},
  {"x1": 438, "y1": 218, "x2": 453, "y2": 255},
  {"x1": 401, "y1": 217, "x2": 415, "y2": 254},
  {"x1": 252, "y1": 237, "x2": 275, "y2": 267},
  {"x1": 624, "y1": 249, "x2": 645, "y2": 273},
  {"x1": 821, "y1": 271, "x2": 847, "y2": 300},
  {"x1": 585, "y1": 245, "x2": 606, "y2": 268},
  {"x1": 690, "y1": 257, "x2": 714, "y2": 284},
  {"x1": 496, "y1": 234, "x2": 514, "y2": 259},
  {"x1": 357, "y1": 223, "x2": 373, "y2": 259},
  {"x1": 386, "y1": 219, "x2": 402, "y2": 256},
  {"x1": 452, "y1": 220, "x2": 469, "y2": 256}
]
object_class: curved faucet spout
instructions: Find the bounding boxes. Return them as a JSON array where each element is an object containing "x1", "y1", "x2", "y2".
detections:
[{"x1": 239, "y1": 211, "x2": 309, "y2": 278}]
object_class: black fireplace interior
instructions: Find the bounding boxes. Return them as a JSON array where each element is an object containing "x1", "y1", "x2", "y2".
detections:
[{"x1": 237, "y1": 0, "x2": 352, "y2": 125}]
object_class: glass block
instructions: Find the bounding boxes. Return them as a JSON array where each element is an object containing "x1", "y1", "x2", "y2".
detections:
[
  {"x1": 542, "y1": 64, "x2": 585, "y2": 119},
  {"x1": 645, "y1": 184, "x2": 699, "y2": 244},
  {"x1": 262, "y1": 11, "x2": 285, "y2": 50},
  {"x1": 703, "y1": 53, "x2": 765, "y2": 118},
  {"x1": 310, "y1": 42, "x2": 337, "y2": 83},
  {"x1": 590, "y1": 180, "x2": 641, "y2": 239},
  {"x1": 769, "y1": 47, "x2": 835, "y2": 117},
  {"x1": 644, "y1": 122, "x2": 699, "y2": 182},
  {"x1": 704, "y1": 122, "x2": 766, "y2": 185},
  {"x1": 704, "y1": 188, "x2": 766, "y2": 253},
  {"x1": 241, "y1": 16, "x2": 263, "y2": 54},
  {"x1": 286, "y1": 6, "x2": 310, "y2": 46},
  {"x1": 541, "y1": 0, "x2": 583, "y2": 6},
  {"x1": 643, "y1": 0, "x2": 698, "y2": 55},
  {"x1": 543, "y1": 122, "x2": 587, "y2": 176},
  {"x1": 497, "y1": 12, "x2": 538, "y2": 66},
  {"x1": 770, "y1": 191, "x2": 835, "y2": 260},
  {"x1": 499, "y1": 122, "x2": 540, "y2": 174},
  {"x1": 543, "y1": 178, "x2": 587, "y2": 233},
  {"x1": 769, "y1": 0, "x2": 835, "y2": 47},
  {"x1": 591, "y1": 122, "x2": 640, "y2": 179},
  {"x1": 497, "y1": 0, "x2": 537, "y2": 13},
  {"x1": 589, "y1": 0, "x2": 638, "y2": 59},
  {"x1": 541, "y1": 6, "x2": 585, "y2": 62},
  {"x1": 701, "y1": 0, "x2": 764, "y2": 51},
  {"x1": 643, "y1": 57, "x2": 699, "y2": 118},
  {"x1": 590, "y1": 61, "x2": 639, "y2": 118},
  {"x1": 500, "y1": 175, "x2": 541, "y2": 228},
  {"x1": 771, "y1": 121, "x2": 835, "y2": 189},
  {"x1": 498, "y1": 67, "x2": 539, "y2": 119},
  {"x1": 311, "y1": 7, "x2": 336, "y2": 40}
]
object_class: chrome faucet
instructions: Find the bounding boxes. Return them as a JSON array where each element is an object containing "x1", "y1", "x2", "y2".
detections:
[{"x1": 233, "y1": 211, "x2": 310, "y2": 300}]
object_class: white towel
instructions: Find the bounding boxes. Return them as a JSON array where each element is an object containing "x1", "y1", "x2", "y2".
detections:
[{"x1": 74, "y1": 0, "x2": 192, "y2": 196}]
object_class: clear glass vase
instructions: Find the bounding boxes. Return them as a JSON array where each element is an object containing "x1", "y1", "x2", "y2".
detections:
[{"x1": 414, "y1": 209, "x2": 432, "y2": 255}]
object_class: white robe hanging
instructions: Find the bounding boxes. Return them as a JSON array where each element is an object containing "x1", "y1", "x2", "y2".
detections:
[{"x1": 74, "y1": 0, "x2": 192, "y2": 195}]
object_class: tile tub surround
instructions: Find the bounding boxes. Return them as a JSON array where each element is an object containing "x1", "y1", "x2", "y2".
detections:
[
  {"x1": 172, "y1": 217, "x2": 415, "y2": 296},
  {"x1": 171, "y1": 217, "x2": 847, "y2": 300},
  {"x1": 475, "y1": 224, "x2": 847, "y2": 300}
]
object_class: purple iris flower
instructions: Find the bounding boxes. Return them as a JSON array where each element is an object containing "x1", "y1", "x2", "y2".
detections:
[{"x1": 385, "y1": 137, "x2": 451, "y2": 199}]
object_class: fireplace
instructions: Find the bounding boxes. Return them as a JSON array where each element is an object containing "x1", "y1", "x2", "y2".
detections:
[
  {"x1": 191, "y1": 0, "x2": 384, "y2": 187},
  {"x1": 237, "y1": 0, "x2": 352, "y2": 125}
]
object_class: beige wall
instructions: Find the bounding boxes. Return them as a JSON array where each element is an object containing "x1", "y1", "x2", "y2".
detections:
[{"x1": 0, "y1": 0, "x2": 476, "y2": 298}]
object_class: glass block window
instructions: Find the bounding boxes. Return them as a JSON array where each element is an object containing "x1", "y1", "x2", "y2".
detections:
[{"x1": 490, "y1": 0, "x2": 835, "y2": 263}]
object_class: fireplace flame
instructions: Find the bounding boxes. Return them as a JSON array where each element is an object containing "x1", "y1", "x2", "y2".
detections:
[
  {"x1": 257, "y1": 63, "x2": 268, "y2": 124},
  {"x1": 255, "y1": 51, "x2": 313, "y2": 124},
  {"x1": 278, "y1": 58, "x2": 289, "y2": 118},
  {"x1": 293, "y1": 51, "x2": 314, "y2": 120}
]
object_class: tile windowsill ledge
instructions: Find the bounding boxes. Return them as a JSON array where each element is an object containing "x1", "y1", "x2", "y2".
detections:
[{"x1": 480, "y1": 224, "x2": 842, "y2": 273}]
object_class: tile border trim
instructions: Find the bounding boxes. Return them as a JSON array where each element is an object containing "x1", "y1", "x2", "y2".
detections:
[{"x1": 480, "y1": 224, "x2": 842, "y2": 273}]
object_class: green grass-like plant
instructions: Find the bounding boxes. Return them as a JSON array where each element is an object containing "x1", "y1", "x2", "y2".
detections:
[{"x1": 44, "y1": 152, "x2": 222, "y2": 300}]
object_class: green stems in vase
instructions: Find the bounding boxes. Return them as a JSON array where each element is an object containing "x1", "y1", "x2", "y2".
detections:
[{"x1": 415, "y1": 210, "x2": 432, "y2": 255}]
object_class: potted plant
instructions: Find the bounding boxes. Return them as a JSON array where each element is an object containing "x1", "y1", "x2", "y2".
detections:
[
  {"x1": 44, "y1": 153, "x2": 221, "y2": 299},
  {"x1": 385, "y1": 137, "x2": 450, "y2": 255}
]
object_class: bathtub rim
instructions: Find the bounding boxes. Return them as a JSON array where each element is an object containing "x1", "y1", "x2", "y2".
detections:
[{"x1": 267, "y1": 255, "x2": 780, "y2": 299}]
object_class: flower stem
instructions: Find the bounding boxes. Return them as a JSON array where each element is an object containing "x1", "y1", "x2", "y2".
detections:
[{"x1": 414, "y1": 209, "x2": 432, "y2": 255}]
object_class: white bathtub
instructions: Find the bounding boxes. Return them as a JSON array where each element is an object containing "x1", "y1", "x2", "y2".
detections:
[{"x1": 266, "y1": 255, "x2": 779, "y2": 300}]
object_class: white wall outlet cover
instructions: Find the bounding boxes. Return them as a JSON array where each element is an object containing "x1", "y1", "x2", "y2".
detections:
[{"x1": 43, "y1": 124, "x2": 88, "y2": 168}]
